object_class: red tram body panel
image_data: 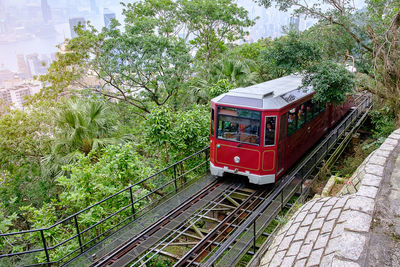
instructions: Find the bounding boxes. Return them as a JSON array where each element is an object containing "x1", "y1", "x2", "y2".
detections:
[{"x1": 209, "y1": 75, "x2": 352, "y2": 184}]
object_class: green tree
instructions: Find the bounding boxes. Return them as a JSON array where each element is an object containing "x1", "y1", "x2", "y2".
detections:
[
  {"x1": 144, "y1": 105, "x2": 209, "y2": 164},
  {"x1": 302, "y1": 61, "x2": 356, "y2": 105},
  {"x1": 0, "y1": 107, "x2": 54, "y2": 216},
  {"x1": 36, "y1": 26, "x2": 99, "y2": 104},
  {"x1": 260, "y1": 31, "x2": 321, "y2": 76},
  {"x1": 92, "y1": 22, "x2": 192, "y2": 114},
  {"x1": 179, "y1": 0, "x2": 255, "y2": 62},
  {"x1": 302, "y1": 23, "x2": 357, "y2": 61},
  {"x1": 209, "y1": 56, "x2": 258, "y2": 87},
  {"x1": 225, "y1": 39, "x2": 273, "y2": 81},
  {"x1": 208, "y1": 79, "x2": 235, "y2": 99},
  {"x1": 43, "y1": 98, "x2": 120, "y2": 178}
]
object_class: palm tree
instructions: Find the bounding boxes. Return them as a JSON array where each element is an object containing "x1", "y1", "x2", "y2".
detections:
[
  {"x1": 43, "y1": 98, "x2": 119, "y2": 178},
  {"x1": 209, "y1": 56, "x2": 259, "y2": 87}
]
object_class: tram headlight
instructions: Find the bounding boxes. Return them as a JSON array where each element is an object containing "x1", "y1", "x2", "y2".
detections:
[{"x1": 234, "y1": 156, "x2": 240, "y2": 163}]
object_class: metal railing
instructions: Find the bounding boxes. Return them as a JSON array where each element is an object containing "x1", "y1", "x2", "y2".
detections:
[
  {"x1": 204, "y1": 93, "x2": 372, "y2": 266},
  {"x1": 0, "y1": 147, "x2": 210, "y2": 266}
]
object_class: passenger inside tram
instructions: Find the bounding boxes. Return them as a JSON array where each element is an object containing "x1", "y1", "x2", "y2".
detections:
[
  {"x1": 288, "y1": 111, "x2": 297, "y2": 135},
  {"x1": 217, "y1": 107, "x2": 261, "y2": 145},
  {"x1": 265, "y1": 121, "x2": 275, "y2": 146}
]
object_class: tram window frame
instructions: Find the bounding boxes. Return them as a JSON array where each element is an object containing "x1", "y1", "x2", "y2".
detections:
[
  {"x1": 313, "y1": 102, "x2": 320, "y2": 117},
  {"x1": 320, "y1": 102, "x2": 326, "y2": 112},
  {"x1": 211, "y1": 108, "x2": 215, "y2": 137},
  {"x1": 287, "y1": 108, "x2": 297, "y2": 137},
  {"x1": 264, "y1": 116, "x2": 277, "y2": 147},
  {"x1": 216, "y1": 106, "x2": 261, "y2": 146},
  {"x1": 305, "y1": 100, "x2": 314, "y2": 122},
  {"x1": 297, "y1": 104, "x2": 306, "y2": 128}
]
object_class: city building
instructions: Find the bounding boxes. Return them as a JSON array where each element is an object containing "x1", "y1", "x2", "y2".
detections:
[
  {"x1": 103, "y1": 8, "x2": 116, "y2": 29},
  {"x1": 0, "y1": 78, "x2": 42, "y2": 109},
  {"x1": 90, "y1": 0, "x2": 99, "y2": 14},
  {"x1": 0, "y1": 69, "x2": 14, "y2": 86},
  {"x1": 289, "y1": 16, "x2": 300, "y2": 32},
  {"x1": 0, "y1": 89, "x2": 12, "y2": 106},
  {"x1": 69, "y1": 17, "x2": 85, "y2": 38},
  {"x1": 16, "y1": 54, "x2": 32, "y2": 79},
  {"x1": 41, "y1": 0, "x2": 52, "y2": 23}
]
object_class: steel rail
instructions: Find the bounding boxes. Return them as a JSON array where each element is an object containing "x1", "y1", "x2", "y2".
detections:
[
  {"x1": 173, "y1": 190, "x2": 263, "y2": 266},
  {"x1": 91, "y1": 180, "x2": 222, "y2": 266},
  {"x1": 179, "y1": 190, "x2": 271, "y2": 267},
  {"x1": 128, "y1": 184, "x2": 244, "y2": 267}
]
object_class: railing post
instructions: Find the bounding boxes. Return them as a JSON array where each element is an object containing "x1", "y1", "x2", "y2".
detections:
[
  {"x1": 74, "y1": 215, "x2": 83, "y2": 253},
  {"x1": 253, "y1": 219, "x2": 256, "y2": 254},
  {"x1": 325, "y1": 140, "x2": 329, "y2": 156},
  {"x1": 205, "y1": 149, "x2": 209, "y2": 172},
  {"x1": 40, "y1": 229, "x2": 51, "y2": 266},
  {"x1": 300, "y1": 178, "x2": 303, "y2": 196},
  {"x1": 173, "y1": 164, "x2": 178, "y2": 192},
  {"x1": 129, "y1": 187, "x2": 136, "y2": 219}
]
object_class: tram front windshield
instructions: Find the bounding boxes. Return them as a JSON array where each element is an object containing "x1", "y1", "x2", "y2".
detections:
[{"x1": 217, "y1": 107, "x2": 261, "y2": 145}]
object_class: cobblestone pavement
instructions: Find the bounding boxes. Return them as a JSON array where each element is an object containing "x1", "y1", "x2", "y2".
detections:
[{"x1": 260, "y1": 129, "x2": 400, "y2": 267}]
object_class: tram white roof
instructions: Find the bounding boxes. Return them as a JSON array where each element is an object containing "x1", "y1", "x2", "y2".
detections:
[{"x1": 212, "y1": 74, "x2": 314, "y2": 110}]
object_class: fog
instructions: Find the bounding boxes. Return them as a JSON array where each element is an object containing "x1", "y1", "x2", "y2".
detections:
[{"x1": 0, "y1": 0, "x2": 365, "y2": 75}]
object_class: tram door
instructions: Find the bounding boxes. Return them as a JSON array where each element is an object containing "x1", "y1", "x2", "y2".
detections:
[{"x1": 277, "y1": 114, "x2": 287, "y2": 177}]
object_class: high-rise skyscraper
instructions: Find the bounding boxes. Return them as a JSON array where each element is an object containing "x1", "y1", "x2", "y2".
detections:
[
  {"x1": 41, "y1": 0, "x2": 52, "y2": 23},
  {"x1": 69, "y1": 17, "x2": 86, "y2": 38},
  {"x1": 289, "y1": 16, "x2": 300, "y2": 32},
  {"x1": 26, "y1": 54, "x2": 47, "y2": 77},
  {"x1": 17, "y1": 54, "x2": 31, "y2": 79},
  {"x1": 90, "y1": 0, "x2": 99, "y2": 14},
  {"x1": 103, "y1": 8, "x2": 116, "y2": 29}
]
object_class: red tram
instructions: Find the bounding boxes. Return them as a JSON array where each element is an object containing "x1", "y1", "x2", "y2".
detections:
[{"x1": 209, "y1": 75, "x2": 352, "y2": 184}]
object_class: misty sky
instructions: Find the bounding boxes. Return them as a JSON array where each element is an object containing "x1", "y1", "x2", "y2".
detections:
[{"x1": 0, "y1": 0, "x2": 365, "y2": 73}]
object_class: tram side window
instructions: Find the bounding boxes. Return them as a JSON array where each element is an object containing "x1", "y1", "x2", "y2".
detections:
[
  {"x1": 211, "y1": 108, "x2": 215, "y2": 136},
  {"x1": 305, "y1": 100, "x2": 314, "y2": 122},
  {"x1": 265, "y1": 116, "x2": 276, "y2": 146},
  {"x1": 313, "y1": 102, "x2": 320, "y2": 117},
  {"x1": 312, "y1": 102, "x2": 326, "y2": 117},
  {"x1": 320, "y1": 102, "x2": 326, "y2": 112},
  {"x1": 297, "y1": 104, "x2": 306, "y2": 127},
  {"x1": 287, "y1": 108, "x2": 297, "y2": 136}
]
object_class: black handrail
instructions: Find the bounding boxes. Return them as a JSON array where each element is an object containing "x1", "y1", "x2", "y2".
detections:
[{"x1": 0, "y1": 147, "x2": 210, "y2": 266}]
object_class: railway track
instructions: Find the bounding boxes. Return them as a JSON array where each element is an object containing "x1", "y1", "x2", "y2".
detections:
[
  {"x1": 89, "y1": 94, "x2": 372, "y2": 267},
  {"x1": 91, "y1": 179, "x2": 273, "y2": 267}
]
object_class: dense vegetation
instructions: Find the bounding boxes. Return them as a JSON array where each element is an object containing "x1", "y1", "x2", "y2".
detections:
[{"x1": 0, "y1": 0, "x2": 398, "y2": 264}]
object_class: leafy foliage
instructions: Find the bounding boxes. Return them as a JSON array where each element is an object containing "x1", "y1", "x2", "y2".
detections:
[
  {"x1": 0, "y1": 107, "x2": 54, "y2": 216},
  {"x1": 43, "y1": 98, "x2": 121, "y2": 178},
  {"x1": 208, "y1": 79, "x2": 235, "y2": 99},
  {"x1": 260, "y1": 31, "x2": 321, "y2": 75},
  {"x1": 302, "y1": 61, "x2": 356, "y2": 105},
  {"x1": 369, "y1": 107, "x2": 397, "y2": 140},
  {"x1": 209, "y1": 56, "x2": 258, "y2": 87},
  {"x1": 144, "y1": 105, "x2": 209, "y2": 163},
  {"x1": 179, "y1": 0, "x2": 255, "y2": 62}
]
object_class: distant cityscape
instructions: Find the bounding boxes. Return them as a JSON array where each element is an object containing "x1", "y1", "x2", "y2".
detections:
[{"x1": 0, "y1": 0, "x2": 315, "y2": 110}]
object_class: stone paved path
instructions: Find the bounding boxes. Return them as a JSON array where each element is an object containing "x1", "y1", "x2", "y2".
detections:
[{"x1": 260, "y1": 129, "x2": 400, "y2": 266}]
